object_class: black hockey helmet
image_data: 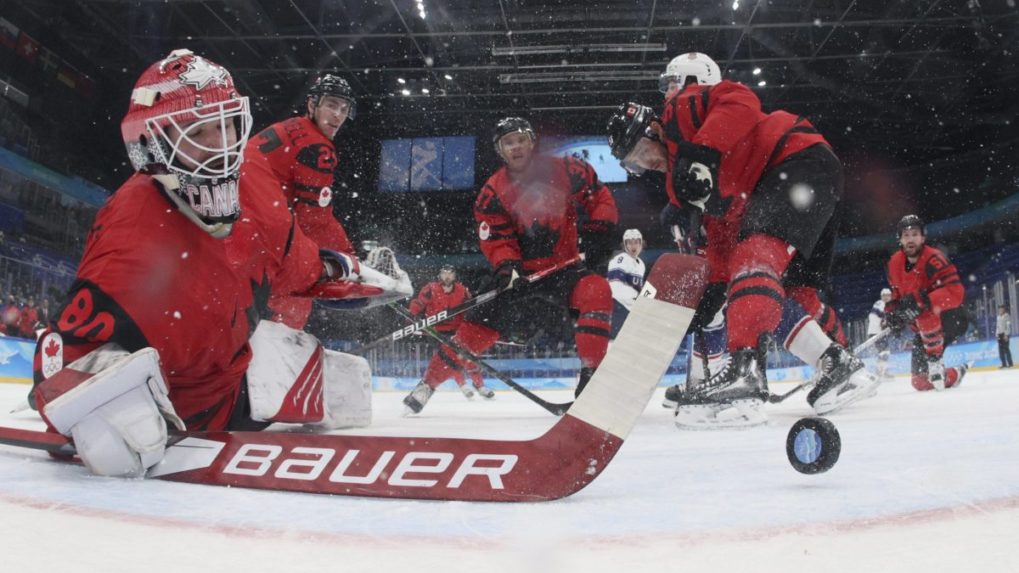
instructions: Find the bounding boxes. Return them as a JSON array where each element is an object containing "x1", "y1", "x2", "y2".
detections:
[
  {"x1": 438, "y1": 263, "x2": 456, "y2": 274},
  {"x1": 492, "y1": 117, "x2": 535, "y2": 150},
  {"x1": 606, "y1": 102, "x2": 659, "y2": 160},
  {"x1": 307, "y1": 73, "x2": 356, "y2": 119},
  {"x1": 897, "y1": 214, "x2": 925, "y2": 237}
]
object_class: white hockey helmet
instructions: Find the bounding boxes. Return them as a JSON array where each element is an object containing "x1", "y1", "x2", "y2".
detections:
[
  {"x1": 880, "y1": 288, "x2": 892, "y2": 297},
  {"x1": 659, "y1": 52, "x2": 722, "y2": 93},
  {"x1": 622, "y1": 229, "x2": 643, "y2": 242}
]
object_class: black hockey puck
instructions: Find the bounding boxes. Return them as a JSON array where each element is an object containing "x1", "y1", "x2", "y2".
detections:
[{"x1": 786, "y1": 417, "x2": 841, "y2": 474}]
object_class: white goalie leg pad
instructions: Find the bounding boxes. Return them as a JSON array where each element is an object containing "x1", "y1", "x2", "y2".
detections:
[
  {"x1": 246, "y1": 320, "x2": 327, "y2": 424},
  {"x1": 307, "y1": 350, "x2": 373, "y2": 430},
  {"x1": 40, "y1": 346, "x2": 183, "y2": 477}
]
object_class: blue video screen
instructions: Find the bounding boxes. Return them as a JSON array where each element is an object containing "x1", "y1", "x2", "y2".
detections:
[
  {"x1": 379, "y1": 136, "x2": 476, "y2": 192},
  {"x1": 539, "y1": 136, "x2": 629, "y2": 184}
]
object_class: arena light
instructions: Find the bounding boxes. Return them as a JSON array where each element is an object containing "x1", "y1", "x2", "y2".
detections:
[
  {"x1": 492, "y1": 43, "x2": 667, "y2": 57},
  {"x1": 499, "y1": 70, "x2": 659, "y2": 84}
]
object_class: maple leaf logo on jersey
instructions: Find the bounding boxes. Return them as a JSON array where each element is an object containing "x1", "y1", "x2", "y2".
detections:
[
  {"x1": 178, "y1": 57, "x2": 228, "y2": 90},
  {"x1": 44, "y1": 338, "x2": 60, "y2": 358},
  {"x1": 40, "y1": 332, "x2": 64, "y2": 379}
]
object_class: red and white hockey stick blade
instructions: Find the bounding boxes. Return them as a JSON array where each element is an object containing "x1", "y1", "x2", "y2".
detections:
[{"x1": 0, "y1": 254, "x2": 707, "y2": 502}]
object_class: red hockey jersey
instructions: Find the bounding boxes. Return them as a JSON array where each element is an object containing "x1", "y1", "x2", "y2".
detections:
[
  {"x1": 661, "y1": 80, "x2": 831, "y2": 282},
  {"x1": 887, "y1": 245, "x2": 964, "y2": 315},
  {"x1": 475, "y1": 156, "x2": 618, "y2": 273},
  {"x1": 34, "y1": 172, "x2": 322, "y2": 431},
  {"x1": 408, "y1": 281, "x2": 471, "y2": 333},
  {"x1": 244, "y1": 116, "x2": 353, "y2": 254},
  {"x1": 243, "y1": 116, "x2": 354, "y2": 328},
  {"x1": 661, "y1": 80, "x2": 829, "y2": 214}
]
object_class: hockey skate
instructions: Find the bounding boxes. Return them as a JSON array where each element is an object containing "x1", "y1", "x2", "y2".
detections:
[
  {"x1": 459, "y1": 384, "x2": 476, "y2": 400},
  {"x1": 807, "y1": 345, "x2": 880, "y2": 415},
  {"x1": 402, "y1": 382, "x2": 435, "y2": 415},
  {"x1": 951, "y1": 363, "x2": 970, "y2": 389},
  {"x1": 674, "y1": 349, "x2": 769, "y2": 430},
  {"x1": 927, "y1": 356, "x2": 946, "y2": 391},
  {"x1": 475, "y1": 385, "x2": 495, "y2": 399}
]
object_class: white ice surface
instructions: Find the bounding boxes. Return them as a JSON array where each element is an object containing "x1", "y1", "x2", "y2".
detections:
[{"x1": 2, "y1": 370, "x2": 1018, "y2": 573}]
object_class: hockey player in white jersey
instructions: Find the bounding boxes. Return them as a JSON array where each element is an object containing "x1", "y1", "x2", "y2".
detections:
[
  {"x1": 869, "y1": 288, "x2": 893, "y2": 376},
  {"x1": 607, "y1": 229, "x2": 646, "y2": 332}
]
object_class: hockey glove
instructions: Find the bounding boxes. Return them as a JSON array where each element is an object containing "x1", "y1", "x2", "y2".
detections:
[
  {"x1": 580, "y1": 221, "x2": 616, "y2": 268},
  {"x1": 884, "y1": 294, "x2": 923, "y2": 333},
  {"x1": 660, "y1": 202, "x2": 704, "y2": 254},
  {"x1": 495, "y1": 261, "x2": 525, "y2": 291},
  {"x1": 320, "y1": 248, "x2": 360, "y2": 282},
  {"x1": 672, "y1": 141, "x2": 721, "y2": 210}
]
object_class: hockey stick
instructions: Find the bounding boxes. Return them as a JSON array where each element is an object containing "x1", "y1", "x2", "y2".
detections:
[
  {"x1": 0, "y1": 254, "x2": 707, "y2": 502},
  {"x1": 351, "y1": 255, "x2": 582, "y2": 355},
  {"x1": 767, "y1": 327, "x2": 892, "y2": 404},
  {"x1": 386, "y1": 304, "x2": 573, "y2": 416}
]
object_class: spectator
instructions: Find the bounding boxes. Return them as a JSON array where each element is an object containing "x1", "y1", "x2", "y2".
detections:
[
  {"x1": 19, "y1": 296, "x2": 38, "y2": 338},
  {"x1": 37, "y1": 297, "x2": 52, "y2": 327},
  {"x1": 1, "y1": 294, "x2": 20, "y2": 335}
]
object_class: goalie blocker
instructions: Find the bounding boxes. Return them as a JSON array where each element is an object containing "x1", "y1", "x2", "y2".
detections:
[{"x1": 4, "y1": 254, "x2": 708, "y2": 502}]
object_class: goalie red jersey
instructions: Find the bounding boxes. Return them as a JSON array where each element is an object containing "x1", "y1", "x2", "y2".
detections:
[
  {"x1": 34, "y1": 173, "x2": 322, "y2": 431},
  {"x1": 243, "y1": 116, "x2": 354, "y2": 327},
  {"x1": 475, "y1": 155, "x2": 618, "y2": 273}
]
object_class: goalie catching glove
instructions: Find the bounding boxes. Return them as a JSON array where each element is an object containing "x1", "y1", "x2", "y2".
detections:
[{"x1": 299, "y1": 247, "x2": 413, "y2": 310}]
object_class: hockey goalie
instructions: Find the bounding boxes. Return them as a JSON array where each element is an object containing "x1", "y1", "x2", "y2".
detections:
[{"x1": 28, "y1": 49, "x2": 410, "y2": 478}]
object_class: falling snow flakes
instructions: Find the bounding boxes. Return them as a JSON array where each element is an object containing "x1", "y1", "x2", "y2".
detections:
[
  {"x1": 173, "y1": 311, "x2": 182, "y2": 320},
  {"x1": 181, "y1": 252, "x2": 189, "y2": 259}
]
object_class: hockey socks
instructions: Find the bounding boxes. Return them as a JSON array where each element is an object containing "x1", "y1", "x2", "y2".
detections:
[
  {"x1": 777, "y1": 298, "x2": 832, "y2": 367},
  {"x1": 725, "y1": 235, "x2": 795, "y2": 350},
  {"x1": 788, "y1": 286, "x2": 847, "y2": 346},
  {"x1": 420, "y1": 321, "x2": 500, "y2": 389},
  {"x1": 570, "y1": 274, "x2": 613, "y2": 369}
]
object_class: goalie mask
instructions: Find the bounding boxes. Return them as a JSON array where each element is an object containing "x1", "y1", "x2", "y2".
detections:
[{"x1": 121, "y1": 49, "x2": 252, "y2": 238}]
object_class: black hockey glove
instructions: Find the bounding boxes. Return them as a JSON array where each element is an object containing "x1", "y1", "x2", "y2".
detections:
[
  {"x1": 495, "y1": 260, "x2": 525, "y2": 291},
  {"x1": 580, "y1": 221, "x2": 616, "y2": 268},
  {"x1": 659, "y1": 202, "x2": 704, "y2": 254},
  {"x1": 883, "y1": 294, "x2": 923, "y2": 333},
  {"x1": 672, "y1": 141, "x2": 721, "y2": 209}
]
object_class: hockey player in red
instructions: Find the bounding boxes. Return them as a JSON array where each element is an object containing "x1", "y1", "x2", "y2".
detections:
[
  {"x1": 607, "y1": 54, "x2": 877, "y2": 425},
  {"x1": 403, "y1": 117, "x2": 617, "y2": 414},
  {"x1": 243, "y1": 74, "x2": 358, "y2": 329},
  {"x1": 884, "y1": 215, "x2": 970, "y2": 391},
  {"x1": 408, "y1": 265, "x2": 494, "y2": 399},
  {"x1": 28, "y1": 50, "x2": 381, "y2": 478}
]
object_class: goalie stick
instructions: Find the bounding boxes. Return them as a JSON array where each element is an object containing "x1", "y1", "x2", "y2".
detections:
[
  {"x1": 0, "y1": 254, "x2": 707, "y2": 502},
  {"x1": 767, "y1": 327, "x2": 892, "y2": 404},
  {"x1": 351, "y1": 255, "x2": 582, "y2": 355},
  {"x1": 386, "y1": 303, "x2": 573, "y2": 416}
]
